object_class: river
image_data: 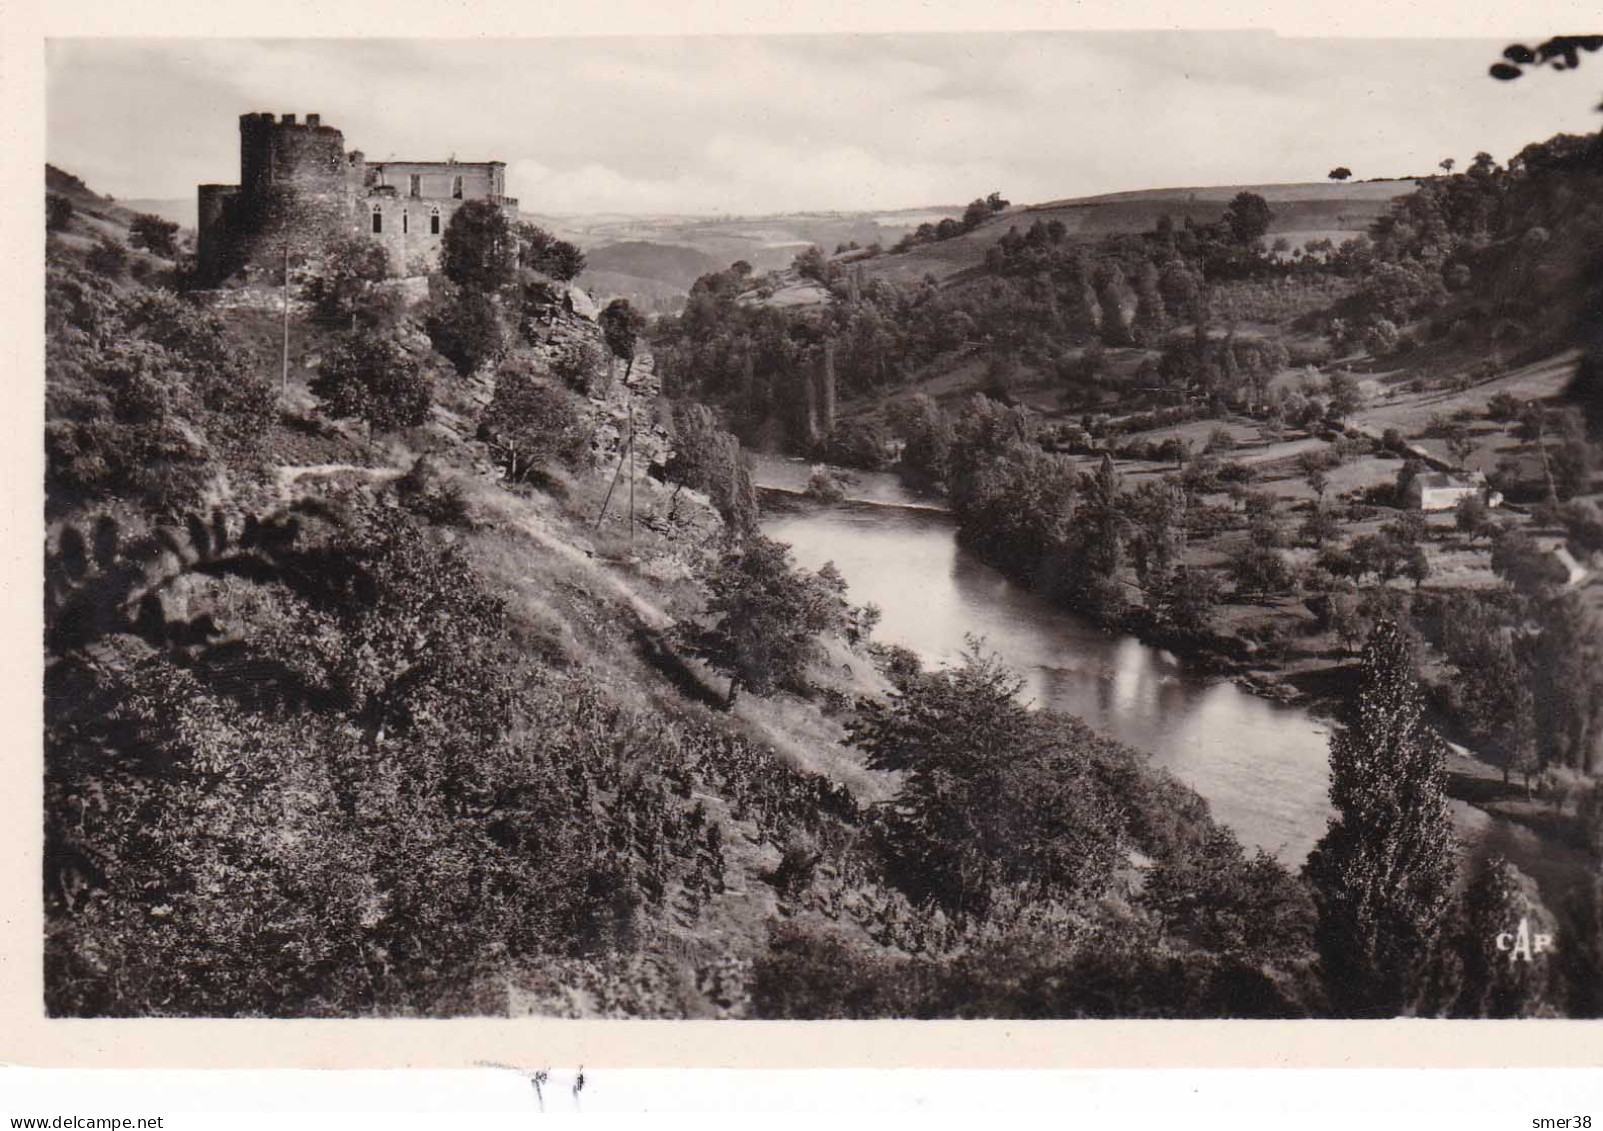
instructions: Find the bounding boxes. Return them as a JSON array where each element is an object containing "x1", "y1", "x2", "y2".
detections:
[{"x1": 753, "y1": 455, "x2": 1590, "y2": 901}]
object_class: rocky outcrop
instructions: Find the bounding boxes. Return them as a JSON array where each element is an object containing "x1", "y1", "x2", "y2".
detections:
[{"x1": 563, "y1": 283, "x2": 600, "y2": 320}]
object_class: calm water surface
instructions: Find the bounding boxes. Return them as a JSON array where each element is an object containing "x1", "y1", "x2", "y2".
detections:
[{"x1": 754, "y1": 456, "x2": 1587, "y2": 896}]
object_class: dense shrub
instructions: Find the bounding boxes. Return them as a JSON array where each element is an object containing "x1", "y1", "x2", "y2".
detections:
[
  {"x1": 424, "y1": 285, "x2": 511, "y2": 377},
  {"x1": 663, "y1": 403, "x2": 758, "y2": 530},
  {"x1": 1228, "y1": 545, "x2": 1296, "y2": 599},
  {"x1": 45, "y1": 265, "x2": 274, "y2": 512},
  {"x1": 683, "y1": 534, "x2": 848, "y2": 705},
  {"x1": 310, "y1": 327, "x2": 433, "y2": 433},
  {"x1": 804, "y1": 466, "x2": 848, "y2": 503},
  {"x1": 46, "y1": 193, "x2": 74, "y2": 232},
  {"x1": 86, "y1": 236, "x2": 129, "y2": 279},
  {"x1": 479, "y1": 360, "x2": 594, "y2": 479},
  {"x1": 852, "y1": 645, "x2": 1126, "y2": 917},
  {"x1": 548, "y1": 337, "x2": 609, "y2": 397},
  {"x1": 305, "y1": 235, "x2": 392, "y2": 324},
  {"x1": 821, "y1": 419, "x2": 892, "y2": 470},
  {"x1": 42, "y1": 503, "x2": 720, "y2": 1016},
  {"x1": 130, "y1": 213, "x2": 180, "y2": 259}
]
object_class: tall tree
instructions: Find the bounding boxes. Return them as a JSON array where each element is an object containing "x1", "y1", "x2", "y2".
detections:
[
  {"x1": 1094, "y1": 262, "x2": 1134, "y2": 347},
  {"x1": 1527, "y1": 592, "x2": 1603, "y2": 773},
  {"x1": 1443, "y1": 856, "x2": 1554, "y2": 1017},
  {"x1": 687, "y1": 534, "x2": 847, "y2": 707},
  {"x1": 1326, "y1": 371, "x2": 1365, "y2": 422},
  {"x1": 664, "y1": 401, "x2": 759, "y2": 531},
  {"x1": 599, "y1": 298, "x2": 647, "y2": 376},
  {"x1": 479, "y1": 361, "x2": 592, "y2": 480},
  {"x1": 1158, "y1": 259, "x2": 1202, "y2": 324},
  {"x1": 1130, "y1": 260, "x2": 1169, "y2": 344},
  {"x1": 1078, "y1": 453, "x2": 1127, "y2": 577},
  {"x1": 515, "y1": 221, "x2": 586, "y2": 281},
  {"x1": 1304, "y1": 619, "x2": 1459, "y2": 1016},
  {"x1": 440, "y1": 199, "x2": 518, "y2": 293},
  {"x1": 1224, "y1": 191, "x2": 1273, "y2": 246}
]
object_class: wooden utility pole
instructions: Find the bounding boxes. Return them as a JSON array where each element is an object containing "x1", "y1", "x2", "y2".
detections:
[
  {"x1": 628, "y1": 395, "x2": 635, "y2": 542},
  {"x1": 594, "y1": 353, "x2": 643, "y2": 538},
  {"x1": 281, "y1": 243, "x2": 290, "y2": 395},
  {"x1": 626, "y1": 353, "x2": 637, "y2": 542},
  {"x1": 593, "y1": 442, "x2": 628, "y2": 534}
]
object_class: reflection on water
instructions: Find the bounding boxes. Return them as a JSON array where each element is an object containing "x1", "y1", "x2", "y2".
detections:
[
  {"x1": 754, "y1": 455, "x2": 1577, "y2": 895},
  {"x1": 759, "y1": 475, "x2": 1336, "y2": 863}
]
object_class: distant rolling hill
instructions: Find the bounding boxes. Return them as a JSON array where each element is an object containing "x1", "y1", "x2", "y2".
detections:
[
  {"x1": 122, "y1": 198, "x2": 197, "y2": 231},
  {"x1": 52, "y1": 174, "x2": 1411, "y2": 313},
  {"x1": 582, "y1": 241, "x2": 723, "y2": 288},
  {"x1": 47, "y1": 165, "x2": 142, "y2": 227},
  {"x1": 859, "y1": 179, "x2": 1411, "y2": 287},
  {"x1": 45, "y1": 166, "x2": 187, "y2": 275},
  {"x1": 533, "y1": 207, "x2": 947, "y2": 310},
  {"x1": 576, "y1": 269, "x2": 702, "y2": 315}
]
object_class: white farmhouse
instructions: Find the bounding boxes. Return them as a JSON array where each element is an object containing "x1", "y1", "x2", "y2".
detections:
[{"x1": 1406, "y1": 471, "x2": 1499, "y2": 512}]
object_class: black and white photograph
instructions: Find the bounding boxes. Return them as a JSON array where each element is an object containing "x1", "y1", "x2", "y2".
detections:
[{"x1": 32, "y1": 20, "x2": 1603, "y2": 1030}]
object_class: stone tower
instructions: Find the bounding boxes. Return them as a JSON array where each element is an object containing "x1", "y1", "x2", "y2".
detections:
[
  {"x1": 198, "y1": 112, "x2": 354, "y2": 283},
  {"x1": 196, "y1": 113, "x2": 519, "y2": 286}
]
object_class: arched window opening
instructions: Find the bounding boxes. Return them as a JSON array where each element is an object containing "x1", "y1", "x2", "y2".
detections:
[
  {"x1": 371, "y1": 204, "x2": 383, "y2": 234},
  {"x1": 430, "y1": 208, "x2": 441, "y2": 235}
]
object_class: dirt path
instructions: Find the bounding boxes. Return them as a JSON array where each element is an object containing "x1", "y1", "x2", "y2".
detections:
[
  {"x1": 510, "y1": 516, "x2": 675, "y2": 633},
  {"x1": 274, "y1": 462, "x2": 404, "y2": 495}
]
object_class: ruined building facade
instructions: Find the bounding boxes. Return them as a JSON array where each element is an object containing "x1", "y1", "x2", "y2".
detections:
[{"x1": 197, "y1": 113, "x2": 519, "y2": 285}]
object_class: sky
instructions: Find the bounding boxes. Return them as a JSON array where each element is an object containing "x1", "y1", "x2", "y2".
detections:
[{"x1": 45, "y1": 34, "x2": 1603, "y2": 216}]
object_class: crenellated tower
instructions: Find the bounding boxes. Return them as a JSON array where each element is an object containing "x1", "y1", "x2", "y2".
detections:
[{"x1": 196, "y1": 112, "x2": 519, "y2": 286}]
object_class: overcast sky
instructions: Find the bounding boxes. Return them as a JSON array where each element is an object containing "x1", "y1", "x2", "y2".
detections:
[{"x1": 45, "y1": 35, "x2": 1602, "y2": 216}]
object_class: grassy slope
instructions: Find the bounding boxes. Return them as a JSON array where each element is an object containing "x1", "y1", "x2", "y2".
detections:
[
  {"x1": 859, "y1": 180, "x2": 1409, "y2": 287},
  {"x1": 46, "y1": 165, "x2": 190, "y2": 281},
  {"x1": 44, "y1": 170, "x2": 909, "y2": 1014},
  {"x1": 260, "y1": 311, "x2": 904, "y2": 1013}
]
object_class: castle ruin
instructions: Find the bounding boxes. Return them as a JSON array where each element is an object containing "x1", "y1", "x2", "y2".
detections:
[{"x1": 196, "y1": 113, "x2": 520, "y2": 285}]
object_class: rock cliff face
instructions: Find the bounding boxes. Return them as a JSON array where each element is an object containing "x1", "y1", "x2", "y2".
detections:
[
  {"x1": 562, "y1": 283, "x2": 601, "y2": 320},
  {"x1": 446, "y1": 305, "x2": 703, "y2": 530}
]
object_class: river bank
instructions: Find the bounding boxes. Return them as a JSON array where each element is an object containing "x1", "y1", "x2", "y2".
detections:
[
  {"x1": 752, "y1": 453, "x2": 1597, "y2": 911},
  {"x1": 757, "y1": 460, "x2": 1348, "y2": 715}
]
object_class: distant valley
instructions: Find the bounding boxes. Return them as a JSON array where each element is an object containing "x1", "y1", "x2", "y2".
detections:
[{"x1": 107, "y1": 181, "x2": 1406, "y2": 313}]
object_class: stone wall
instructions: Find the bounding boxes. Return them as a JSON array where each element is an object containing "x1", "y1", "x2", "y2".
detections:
[
  {"x1": 196, "y1": 184, "x2": 240, "y2": 282},
  {"x1": 366, "y1": 195, "x2": 467, "y2": 277},
  {"x1": 239, "y1": 114, "x2": 356, "y2": 276},
  {"x1": 196, "y1": 114, "x2": 520, "y2": 285},
  {"x1": 364, "y1": 160, "x2": 517, "y2": 277},
  {"x1": 367, "y1": 160, "x2": 506, "y2": 200}
]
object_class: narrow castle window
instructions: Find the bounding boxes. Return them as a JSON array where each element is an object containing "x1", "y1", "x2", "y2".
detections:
[
  {"x1": 451, "y1": 175, "x2": 464, "y2": 200},
  {"x1": 371, "y1": 205, "x2": 383, "y2": 234},
  {"x1": 402, "y1": 210, "x2": 409, "y2": 235},
  {"x1": 430, "y1": 208, "x2": 441, "y2": 235},
  {"x1": 408, "y1": 173, "x2": 421, "y2": 198}
]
